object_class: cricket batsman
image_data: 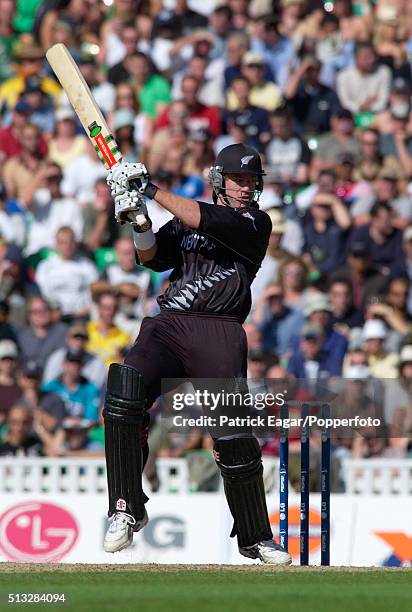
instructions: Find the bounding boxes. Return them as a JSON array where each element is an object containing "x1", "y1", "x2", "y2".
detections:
[{"x1": 102, "y1": 143, "x2": 292, "y2": 565}]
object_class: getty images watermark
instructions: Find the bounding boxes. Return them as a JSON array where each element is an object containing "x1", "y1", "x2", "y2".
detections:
[{"x1": 171, "y1": 389, "x2": 382, "y2": 429}]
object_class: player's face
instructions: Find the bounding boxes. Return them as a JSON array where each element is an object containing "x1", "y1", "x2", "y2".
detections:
[{"x1": 222, "y1": 173, "x2": 256, "y2": 208}]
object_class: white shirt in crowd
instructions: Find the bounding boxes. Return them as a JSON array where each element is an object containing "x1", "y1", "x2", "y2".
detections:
[{"x1": 35, "y1": 254, "x2": 98, "y2": 315}]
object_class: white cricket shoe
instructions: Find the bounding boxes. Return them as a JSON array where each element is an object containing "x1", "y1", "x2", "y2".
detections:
[
  {"x1": 104, "y1": 510, "x2": 148, "y2": 553},
  {"x1": 239, "y1": 539, "x2": 292, "y2": 565}
]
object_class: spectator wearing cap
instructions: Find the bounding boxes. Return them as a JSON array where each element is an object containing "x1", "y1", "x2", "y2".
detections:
[
  {"x1": 0, "y1": 36, "x2": 60, "y2": 111},
  {"x1": 284, "y1": 54, "x2": 340, "y2": 135},
  {"x1": 0, "y1": 101, "x2": 48, "y2": 161},
  {"x1": 251, "y1": 208, "x2": 295, "y2": 304},
  {"x1": 112, "y1": 109, "x2": 139, "y2": 163},
  {"x1": 3, "y1": 122, "x2": 48, "y2": 205},
  {"x1": 266, "y1": 107, "x2": 311, "y2": 184},
  {"x1": 362, "y1": 319, "x2": 398, "y2": 379},
  {"x1": 333, "y1": 241, "x2": 387, "y2": 310},
  {"x1": 0, "y1": 339, "x2": 20, "y2": 425},
  {"x1": 21, "y1": 75, "x2": 55, "y2": 135},
  {"x1": 52, "y1": 417, "x2": 104, "y2": 457},
  {"x1": 229, "y1": 51, "x2": 283, "y2": 113},
  {"x1": 86, "y1": 291, "x2": 131, "y2": 368},
  {"x1": 328, "y1": 277, "x2": 364, "y2": 335},
  {"x1": 17, "y1": 360, "x2": 67, "y2": 433},
  {"x1": 340, "y1": 365, "x2": 387, "y2": 459},
  {"x1": 223, "y1": 76, "x2": 271, "y2": 152},
  {"x1": 17, "y1": 296, "x2": 67, "y2": 367},
  {"x1": 312, "y1": 109, "x2": 359, "y2": 177},
  {"x1": 287, "y1": 321, "x2": 336, "y2": 380},
  {"x1": 0, "y1": 240, "x2": 25, "y2": 308},
  {"x1": 35, "y1": 226, "x2": 98, "y2": 320},
  {"x1": 336, "y1": 42, "x2": 391, "y2": 115},
  {"x1": 253, "y1": 282, "x2": 304, "y2": 359},
  {"x1": 349, "y1": 202, "x2": 405, "y2": 277},
  {"x1": 302, "y1": 186, "x2": 351, "y2": 277},
  {"x1": 250, "y1": 17, "x2": 296, "y2": 89},
  {"x1": 0, "y1": 404, "x2": 45, "y2": 457},
  {"x1": 247, "y1": 348, "x2": 274, "y2": 397},
  {"x1": 48, "y1": 108, "x2": 87, "y2": 169},
  {"x1": 21, "y1": 161, "x2": 84, "y2": 257},
  {"x1": 156, "y1": 75, "x2": 220, "y2": 139},
  {"x1": 42, "y1": 349, "x2": 100, "y2": 422},
  {"x1": 43, "y1": 322, "x2": 106, "y2": 391},
  {"x1": 294, "y1": 293, "x2": 348, "y2": 376}
]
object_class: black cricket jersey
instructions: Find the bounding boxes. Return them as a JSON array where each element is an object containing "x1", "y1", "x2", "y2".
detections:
[{"x1": 144, "y1": 202, "x2": 272, "y2": 323}]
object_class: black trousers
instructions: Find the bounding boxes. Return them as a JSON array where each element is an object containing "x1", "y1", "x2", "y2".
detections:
[{"x1": 124, "y1": 310, "x2": 248, "y2": 408}]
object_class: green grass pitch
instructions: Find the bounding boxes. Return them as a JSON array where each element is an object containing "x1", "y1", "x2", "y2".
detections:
[{"x1": 1, "y1": 565, "x2": 411, "y2": 612}]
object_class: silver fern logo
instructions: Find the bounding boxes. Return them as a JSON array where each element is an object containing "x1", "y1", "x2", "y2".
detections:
[{"x1": 240, "y1": 155, "x2": 254, "y2": 167}]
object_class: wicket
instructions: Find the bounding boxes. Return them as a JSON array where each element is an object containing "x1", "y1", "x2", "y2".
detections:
[{"x1": 278, "y1": 402, "x2": 331, "y2": 565}]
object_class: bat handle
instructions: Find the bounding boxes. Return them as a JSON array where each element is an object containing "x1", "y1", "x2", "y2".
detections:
[{"x1": 135, "y1": 213, "x2": 152, "y2": 232}]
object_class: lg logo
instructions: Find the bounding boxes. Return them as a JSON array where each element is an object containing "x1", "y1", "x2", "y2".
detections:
[{"x1": 103, "y1": 515, "x2": 185, "y2": 549}]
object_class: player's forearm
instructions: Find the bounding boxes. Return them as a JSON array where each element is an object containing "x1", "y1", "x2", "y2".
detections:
[{"x1": 153, "y1": 189, "x2": 201, "y2": 229}]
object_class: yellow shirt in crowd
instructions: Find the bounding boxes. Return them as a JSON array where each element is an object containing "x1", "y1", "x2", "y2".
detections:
[{"x1": 86, "y1": 321, "x2": 131, "y2": 368}]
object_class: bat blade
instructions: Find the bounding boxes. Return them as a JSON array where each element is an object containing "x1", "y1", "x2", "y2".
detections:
[
  {"x1": 46, "y1": 43, "x2": 122, "y2": 170},
  {"x1": 46, "y1": 43, "x2": 150, "y2": 231}
]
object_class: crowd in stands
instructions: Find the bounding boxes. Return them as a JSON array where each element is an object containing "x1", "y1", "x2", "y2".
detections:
[{"x1": 1, "y1": 0, "x2": 412, "y2": 490}]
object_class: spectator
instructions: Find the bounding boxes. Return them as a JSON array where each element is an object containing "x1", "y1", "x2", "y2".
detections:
[
  {"x1": 0, "y1": 340, "x2": 21, "y2": 426},
  {"x1": 328, "y1": 277, "x2": 364, "y2": 335},
  {"x1": 0, "y1": 404, "x2": 45, "y2": 457},
  {"x1": 112, "y1": 109, "x2": 139, "y2": 162},
  {"x1": 251, "y1": 17, "x2": 295, "y2": 89},
  {"x1": 349, "y1": 202, "x2": 405, "y2": 277},
  {"x1": 253, "y1": 282, "x2": 304, "y2": 358},
  {"x1": 243, "y1": 321, "x2": 262, "y2": 352},
  {"x1": 86, "y1": 291, "x2": 131, "y2": 367},
  {"x1": 362, "y1": 319, "x2": 398, "y2": 379},
  {"x1": 336, "y1": 42, "x2": 391, "y2": 114},
  {"x1": 108, "y1": 82, "x2": 151, "y2": 157},
  {"x1": 379, "y1": 107, "x2": 412, "y2": 177},
  {"x1": 0, "y1": 35, "x2": 60, "y2": 111},
  {"x1": 266, "y1": 107, "x2": 311, "y2": 184},
  {"x1": 107, "y1": 24, "x2": 139, "y2": 85},
  {"x1": 284, "y1": 55, "x2": 340, "y2": 134},
  {"x1": 157, "y1": 147, "x2": 204, "y2": 200},
  {"x1": 223, "y1": 32, "x2": 251, "y2": 89},
  {"x1": 42, "y1": 349, "x2": 100, "y2": 422},
  {"x1": 312, "y1": 109, "x2": 359, "y2": 177},
  {"x1": 3, "y1": 122, "x2": 47, "y2": 204},
  {"x1": 302, "y1": 188, "x2": 351, "y2": 277},
  {"x1": 82, "y1": 178, "x2": 125, "y2": 253},
  {"x1": 156, "y1": 75, "x2": 220, "y2": 139},
  {"x1": 53, "y1": 417, "x2": 104, "y2": 457},
  {"x1": 121, "y1": 51, "x2": 171, "y2": 118},
  {"x1": 278, "y1": 255, "x2": 310, "y2": 310},
  {"x1": 287, "y1": 321, "x2": 334, "y2": 380},
  {"x1": 0, "y1": 300, "x2": 18, "y2": 343},
  {"x1": 233, "y1": 52, "x2": 282, "y2": 113},
  {"x1": 35, "y1": 226, "x2": 98, "y2": 320},
  {"x1": 43, "y1": 322, "x2": 106, "y2": 390},
  {"x1": 223, "y1": 76, "x2": 271, "y2": 152},
  {"x1": 17, "y1": 360, "x2": 67, "y2": 433},
  {"x1": 401, "y1": 227, "x2": 412, "y2": 313},
  {"x1": 48, "y1": 108, "x2": 87, "y2": 169},
  {"x1": 22, "y1": 161, "x2": 84, "y2": 257},
  {"x1": 61, "y1": 139, "x2": 107, "y2": 204},
  {"x1": 387, "y1": 345, "x2": 412, "y2": 454},
  {"x1": 17, "y1": 296, "x2": 67, "y2": 367},
  {"x1": 333, "y1": 241, "x2": 387, "y2": 310},
  {"x1": 148, "y1": 99, "x2": 188, "y2": 173},
  {"x1": 0, "y1": 101, "x2": 48, "y2": 161}
]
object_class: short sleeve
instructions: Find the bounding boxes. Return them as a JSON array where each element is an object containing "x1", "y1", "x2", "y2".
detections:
[{"x1": 198, "y1": 203, "x2": 271, "y2": 265}]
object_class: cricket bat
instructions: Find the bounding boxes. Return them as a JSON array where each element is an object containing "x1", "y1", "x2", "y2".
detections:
[{"x1": 46, "y1": 43, "x2": 149, "y2": 229}]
